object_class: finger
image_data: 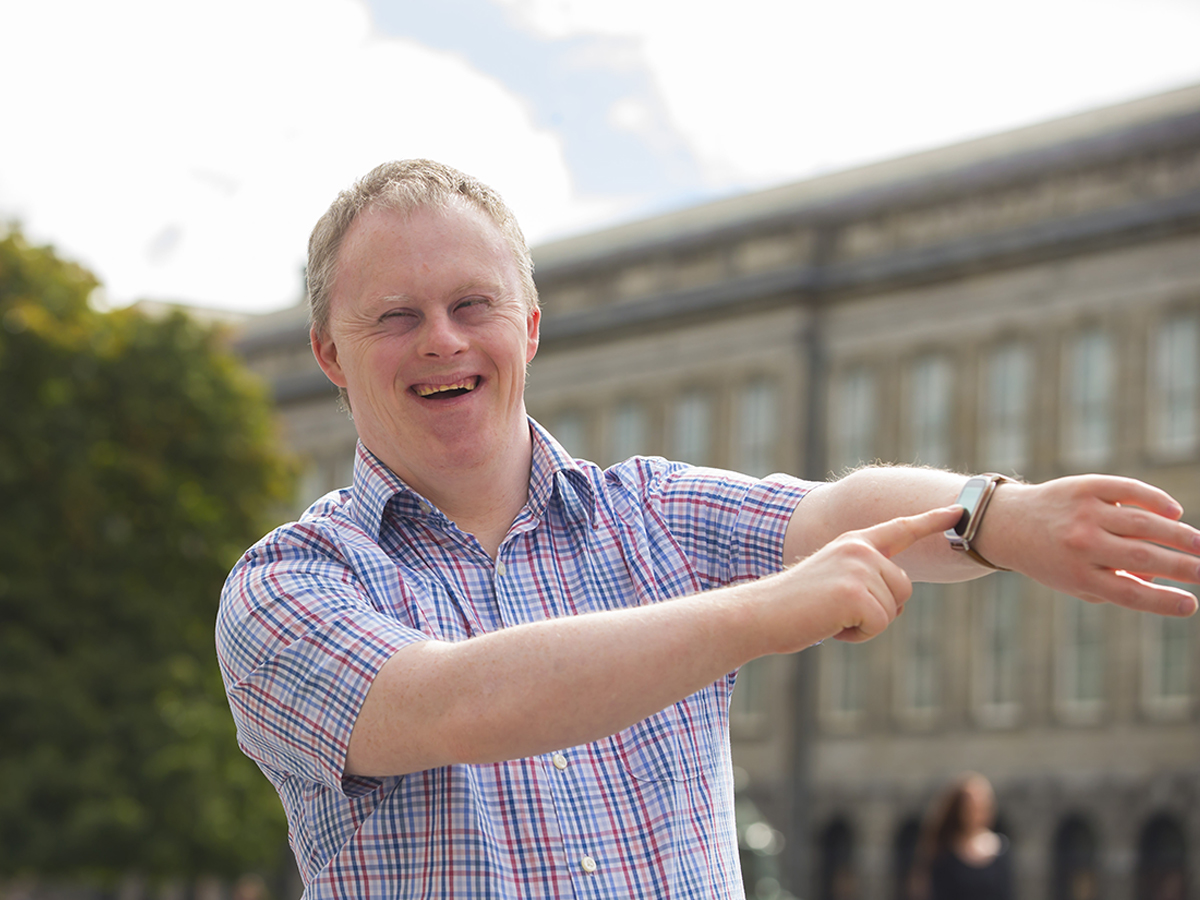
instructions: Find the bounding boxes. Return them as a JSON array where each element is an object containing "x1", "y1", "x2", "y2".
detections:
[
  {"x1": 860, "y1": 506, "x2": 965, "y2": 559},
  {"x1": 834, "y1": 566, "x2": 907, "y2": 643},
  {"x1": 1086, "y1": 475, "x2": 1185, "y2": 519},
  {"x1": 1086, "y1": 531, "x2": 1200, "y2": 586},
  {"x1": 1074, "y1": 569, "x2": 1199, "y2": 617},
  {"x1": 1097, "y1": 502, "x2": 1200, "y2": 553},
  {"x1": 878, "y1": 558, "x2": 914, "y2": 608}
]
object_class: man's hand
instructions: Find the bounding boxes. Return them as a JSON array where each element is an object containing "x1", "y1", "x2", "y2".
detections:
[
  {"x1": 770, "y1": 506, "x2": 964, "y2": 650},
  {"x1": 975, "y1": 475, "x2": 1200, "y2": 617}
]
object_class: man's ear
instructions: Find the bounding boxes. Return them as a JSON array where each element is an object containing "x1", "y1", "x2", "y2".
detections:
[
  {"x1": 525, "y1": 306, "x2": 541, "y2": 364},
  {"x1": 311, "y1": 327, "x2": 348, "y2": 388}
]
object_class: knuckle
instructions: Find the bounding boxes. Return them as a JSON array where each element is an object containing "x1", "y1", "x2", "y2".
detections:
[
  {"x1": 838, "y1": 538, "x2": 874, "y2": 561},
  {"x1": 1062, "y1": 524, "x2": 1092, "y2": 554},
  {"x1": 1127, "y1": 545, "x2": 1152, "y2": 569},
  {"x1": 1125, "y1": 509, "x2": 1151, "y2": 531},
  {"x1": 1109, "y1": 580, "x2": 1142, "y2": 609}
]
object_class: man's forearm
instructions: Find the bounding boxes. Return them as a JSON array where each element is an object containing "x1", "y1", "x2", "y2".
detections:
[
  {"x1": 785, "y1": 466, "x2": 981, "y2": 581},
  {"x1": 347, "y1": 582, "x2": 763, "y2": 777},
  {"x1": 346, "y1": 506, "x2": 959, "y2": 778}
]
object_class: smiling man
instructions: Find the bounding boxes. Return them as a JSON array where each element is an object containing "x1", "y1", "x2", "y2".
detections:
[{"x1": 217, "y1": 160, "x2": 1200, "y2": 900}]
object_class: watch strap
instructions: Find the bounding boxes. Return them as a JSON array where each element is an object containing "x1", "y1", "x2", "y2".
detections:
[
  {"x1": 957, "y1": 473, "x2": 1012, "y2": 571},
  {"x1": 963, "y1": 545, "x2": 1009, "y2": 571}
]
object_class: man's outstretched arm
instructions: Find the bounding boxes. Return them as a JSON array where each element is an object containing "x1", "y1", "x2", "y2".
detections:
[
  {"x1": 345, "y1": 506, "x2": 961, "y2": 778},
  {"x1": 784, "y1": 466, "x2": 1200, "y2": 617}
]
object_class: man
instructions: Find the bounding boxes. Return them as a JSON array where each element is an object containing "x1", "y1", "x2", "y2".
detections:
[{"x1": 217, "y1": 160, "x2": 1199, "y2": 899}]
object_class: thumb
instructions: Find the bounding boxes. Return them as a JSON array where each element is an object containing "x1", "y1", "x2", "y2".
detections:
[{"x1": 858, "y1": 506, "x2": 964, "y2": 559}]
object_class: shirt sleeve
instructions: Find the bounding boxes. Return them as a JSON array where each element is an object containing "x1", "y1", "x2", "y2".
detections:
[
  {"x1": 215, "y1": 518, "x2": 429, "y2": 795},
  {"x1": 612, "y1": 458, "x2": 819, "y2": 588}
]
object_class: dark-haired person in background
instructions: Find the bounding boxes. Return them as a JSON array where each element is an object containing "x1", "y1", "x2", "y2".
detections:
[{"x1": 911, "y1": 773, "x2": 1013, "y2": 900}]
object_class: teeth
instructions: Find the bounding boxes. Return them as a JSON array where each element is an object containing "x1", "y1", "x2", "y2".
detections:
[{"x1": 414, "y1": 377, "x2": 478, "y2": 397}]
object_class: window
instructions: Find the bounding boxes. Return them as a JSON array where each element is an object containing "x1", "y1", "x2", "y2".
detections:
[
  {"x1": 1150, "y1": 312, "x2": 1199, "y2": 457},
  {"x1": 831, "y1": 366, "x2": 875, "y2": 473},
  {"x1": 1062, "y1": 328, "x2": 1113, "y2": 467},
  {"x1": 897, "y1": 584, "x2": 943, "y2": 717},
  {"x1": 818, "y1": 819, "x2": 857, "y2": 900},
  {"x1": 296, "y1": 446, "x2": 356, "y2": 512},
  {"x1": 821, "y1": 640, "x2": 866, "y2": 728},
  {"x1": 892, "y1": 819, "x2": 922, "y2": 900},
  {"x1": 982, "y1": 342, "x2": 1032, "y2": 474},
  {"x1": 731, "y1": 658, "x2": 770, "y2": 734},
  {"x1": 975, "y1": 572, "x2": 1023, "y2": 726},
  {"x1": 736, "y1": 379, "x2": 779, "y2": 477},
  {"x1": 671, "y1": 390, "x2": 713, "y2": 466},
  {"x1": 908, "y1": 354, "x2": 952, "y2": 467},
  {"x1": 1142, "y1": 595, "x2": 1193, "y2": 719},
  {"x1": 333, "y1": 445, "x2": 356, "y2": 491},
  {"x1": 1136, "y1": 815, "x2": 1187, "y2": 900},
  {"x1": 1053, "y1": 817, "x2": 1099, "y2": 900},
  {"x1": 297, "y1": 458, "x2": 329, "y2": 512},
  {"x1": 552, "y1": 410, "x2": 588, "y2": 459},
  {"x1": 610, "y1": 398, "x2": 649, "y2": 463},
  {"x1": 1056, "y1": 595, "x2": 1106, "y2": 723}
]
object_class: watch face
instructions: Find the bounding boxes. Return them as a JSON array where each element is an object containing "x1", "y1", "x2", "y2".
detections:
[
  {"x1": 959, "y1": 482, "x2": 986, "y2": 514},
  {"x1": 953, "y1": 479, "x2": 988, "y2": 537}
]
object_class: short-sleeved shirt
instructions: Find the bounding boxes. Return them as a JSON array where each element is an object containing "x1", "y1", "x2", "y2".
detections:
[{"x1": 216, "y1": 419, "x2": 814, "y2": 898}]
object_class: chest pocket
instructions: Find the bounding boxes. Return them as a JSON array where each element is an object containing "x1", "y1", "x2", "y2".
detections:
[{"x1": 616, "y1": 686, "x2": 723, "y2": 783}]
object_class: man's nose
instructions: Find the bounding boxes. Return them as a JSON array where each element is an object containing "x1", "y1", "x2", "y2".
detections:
[{"x1": 419, "y1": 311, "x2": 469, "y2": 357}]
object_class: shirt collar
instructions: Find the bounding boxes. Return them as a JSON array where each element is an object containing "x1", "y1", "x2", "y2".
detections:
[
  {"x1": 349, "y1": 417, "x2": 596, "y2": 541},
  {"x1": 527, "y1": 417, "x2": 596, "y2": 527}
]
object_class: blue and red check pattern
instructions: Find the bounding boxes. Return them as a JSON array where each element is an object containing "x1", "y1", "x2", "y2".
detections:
[{"x1": 217, "y1": 419, "x2": 814, "y2": 898}]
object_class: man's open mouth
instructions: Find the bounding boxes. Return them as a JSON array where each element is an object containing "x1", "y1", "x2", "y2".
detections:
[{"x1": 412, "y1": 377, "x2": 480, "y2": 399}]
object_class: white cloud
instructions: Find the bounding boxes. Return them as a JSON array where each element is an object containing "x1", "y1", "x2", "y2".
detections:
[
  {"x1": 0, "y1": 0, "x2": 578, "y2": 312},
  {"x1": 4, "y1": 0, "x2": 1200, "y2": 312},
  {"x1": 494, "y1": 0, "x2": 1200, "y2": 188}
]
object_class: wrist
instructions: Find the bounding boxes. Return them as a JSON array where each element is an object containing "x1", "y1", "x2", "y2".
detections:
[{"x1": 968, "y1": 479, "x2": 1028, "y2": 573}]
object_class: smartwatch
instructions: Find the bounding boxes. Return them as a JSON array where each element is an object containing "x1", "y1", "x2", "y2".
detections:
[{"x1": 945, "y1": 473, "x2": 1011, "y2": 570}]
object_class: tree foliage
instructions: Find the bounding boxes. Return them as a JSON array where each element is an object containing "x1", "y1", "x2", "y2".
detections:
[{"x1": 0, "y1": 226, "x2": 295, "y2": 882}]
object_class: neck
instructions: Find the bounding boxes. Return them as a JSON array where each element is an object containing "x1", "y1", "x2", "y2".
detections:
[{"x1": 384, "y1": 420, "x2": 535, "y2": 559}]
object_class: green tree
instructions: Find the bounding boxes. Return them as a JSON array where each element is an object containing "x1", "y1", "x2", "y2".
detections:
[{"x1": 0, "y1": 225, "x2": 295, "y2": 883}]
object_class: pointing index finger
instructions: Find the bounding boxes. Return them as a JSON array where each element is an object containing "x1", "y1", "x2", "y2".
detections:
[{"x1": 861, "y1": 506, "x2": 965, "y2": 559}]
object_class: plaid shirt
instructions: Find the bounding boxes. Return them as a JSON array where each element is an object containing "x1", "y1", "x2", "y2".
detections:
[{"x1": 217, "y1": 420, "x2": 813, "y2": 899}]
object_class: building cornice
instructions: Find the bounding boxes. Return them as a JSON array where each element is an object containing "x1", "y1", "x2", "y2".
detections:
[
  {"x1": 532, "y1": 87, "x2": 1200, "y2": 279},
  {"x1": 539, "y1": 188, "x2": 1200, "y2": 346}
]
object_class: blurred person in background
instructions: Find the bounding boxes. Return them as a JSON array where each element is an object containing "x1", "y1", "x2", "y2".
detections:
[
  {"x1": 216, "y1": 159, "x2": 1200, "y2": 900},
  {"x1": 910, "y1": 773, "x2": 1013, "y2": 900}
]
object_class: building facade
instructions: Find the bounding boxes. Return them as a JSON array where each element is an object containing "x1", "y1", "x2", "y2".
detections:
[{"x1": 235, "y1": 83, "x2": 1200, "y2": 899}]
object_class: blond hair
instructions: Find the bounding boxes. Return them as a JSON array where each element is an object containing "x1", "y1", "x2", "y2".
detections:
[{"x1": 306, "y1": 159, "x2": 538, "y2": 338}]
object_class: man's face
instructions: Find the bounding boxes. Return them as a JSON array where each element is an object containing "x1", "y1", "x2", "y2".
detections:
[{"x1": 311, "y1": 199, "x2": 540, "y2": 489}]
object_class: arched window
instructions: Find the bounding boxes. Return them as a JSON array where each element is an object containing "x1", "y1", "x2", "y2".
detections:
[
  {"x1": 892, "y1": 817, "x2": 921, "y2": 900},
  {"x1": 1053, "y1": 816, "x2": 1099, "y2": 900},
  {"x1": 1137, "y1": 814, "x2": 1187, "y2": 900},
  {"x1": 819, "y1": 817, "x2": 857, "y2": 900}
]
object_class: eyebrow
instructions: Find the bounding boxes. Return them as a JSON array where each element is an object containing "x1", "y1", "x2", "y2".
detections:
[{"x1": 373, "y1": 280, "x2": 509, "y2": 306}]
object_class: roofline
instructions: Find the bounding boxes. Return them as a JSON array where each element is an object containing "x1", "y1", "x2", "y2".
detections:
[{"x1": 531, "y1": 83, "x2": 1200, "y2": 279}]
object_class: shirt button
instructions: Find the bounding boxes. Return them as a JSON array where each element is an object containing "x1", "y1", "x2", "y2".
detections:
[
  {"x1": 496, "y1": 560, "x2": 507, "y2": 577},
  {"x1": 580, "y1": 855, "x2": 597, "y2": 874},
  {"x1": 552, "y1": 752, "x2": 568, "y2": 770}
]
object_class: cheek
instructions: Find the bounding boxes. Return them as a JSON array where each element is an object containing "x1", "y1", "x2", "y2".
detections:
[{"x1": 350, "y1": 342, "x2": 409, "y2": 389}]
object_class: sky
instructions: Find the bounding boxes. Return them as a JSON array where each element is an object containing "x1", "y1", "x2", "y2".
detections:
[{"x1": 3, "y1": 0, "x2": 1200, "y2": 315}]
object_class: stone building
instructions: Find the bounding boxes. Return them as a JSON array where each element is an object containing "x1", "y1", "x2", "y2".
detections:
[{"x1": 234, "y1": 82, "x2": 1200, "y2": 899}]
